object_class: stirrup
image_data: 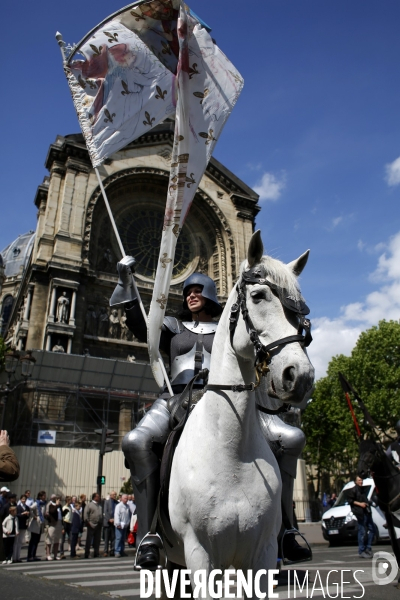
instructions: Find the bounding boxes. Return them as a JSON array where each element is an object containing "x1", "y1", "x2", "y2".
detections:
[
  {"x1": 134, "y1": 532, "x2": 166, "y2": 571},
  {"x1": 280, "y1": 527, "x2": 312, "y2": 566}
]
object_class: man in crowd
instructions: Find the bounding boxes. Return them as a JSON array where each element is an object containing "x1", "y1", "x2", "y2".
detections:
[
  {"x1": 348, "y1": 475, "x2": 374, "y2": 558},
  {"x1": 0, "y1": 486, "x2": 10, "y2": 509},
  {"x1": 24, "y1": 490, "x2": 34, "y2": 508},
  {"x1": 103, "y1": 490, "x2": 118, "y2": 557},
  {"x1": 84, "y1": 493, "x2": 102, "y2": 558},
  {"x1": 114, "y1": 494, "x2": 131, "y2": 558}
]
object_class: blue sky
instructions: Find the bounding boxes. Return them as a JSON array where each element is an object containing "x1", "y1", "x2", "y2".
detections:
[{"x1": 2, "y1": 1, "x2": 400, "y2": 377}]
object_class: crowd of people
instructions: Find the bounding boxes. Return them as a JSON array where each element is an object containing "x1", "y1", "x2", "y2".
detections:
[{"x1": 0, "y1": 486, "x2": 137, "y2": 564}]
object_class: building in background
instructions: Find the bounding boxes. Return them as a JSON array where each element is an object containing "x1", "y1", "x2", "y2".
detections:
[{"x1": 0, "y1": 120, "x2": 265, "y2": 497}]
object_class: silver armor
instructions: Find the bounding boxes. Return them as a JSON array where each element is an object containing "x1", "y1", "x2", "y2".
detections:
[{"x1": 170, "y1": 343, "x2": 212, "y2": 386}]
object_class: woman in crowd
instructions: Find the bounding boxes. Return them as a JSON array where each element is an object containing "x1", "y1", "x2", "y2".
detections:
[
  {"x1": 45, "y1": 495, "x2": 63, "y2": 560},
  {"x1": 27, "y1": 491, "x2": 46, "y2": 562},
  {"x1": 13, "y1": 494, "x2": 29, "y2": 562}
]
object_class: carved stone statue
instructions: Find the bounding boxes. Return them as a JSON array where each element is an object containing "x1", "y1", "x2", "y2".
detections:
[
  {"x1": 120, "y1": 314, "x2": 129, "y2": 341},
  {"x1": 127, "y1": 354, "x2": 136, "y2": 363},
  {"x1": 56, "y1": 291, "x2": 69, "y2": 323},
  {"x1": 85, "y1": 305, "x2": 98, "y2": 336},
  {"x1": 98, "y1": 307, "x2": 109, "y2": 338},
  {"x1": 109, "y1": 309, "x2": 120, "y2": 339},
  {"x1": 52, "y1": 339, "x2": 65, "y2": 353}
]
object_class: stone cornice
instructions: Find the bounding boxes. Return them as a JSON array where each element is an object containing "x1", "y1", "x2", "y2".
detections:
[
  {"x1": 231, "y1": 192, "x2": 261, "y2": 221},
  {"x1": 44, "y1": 127, "x2": 258, "y2": 203},
  {"x1": 33, "y1": 179, "x2": 49, "y2": 210}
]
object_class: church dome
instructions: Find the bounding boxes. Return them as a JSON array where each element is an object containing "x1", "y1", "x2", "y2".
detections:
[{"x1": 0, "y1": 231, "x2": 35, "y2": 278}]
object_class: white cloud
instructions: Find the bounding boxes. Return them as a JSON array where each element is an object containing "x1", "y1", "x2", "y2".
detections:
[
  {"x1": 357, "y1": 239, "x2": 365, "y2": 251},
  {"x1": 253, "y1": 171, "x2": 286, "y2": 202},
  {"x1": 308, "y1": 231, "x2": 400, "y2": 379},
  {"x1": 385, "y1": 156, "x2": 400, "y2": 186},
  {"x1": 332, "y1": 216, "x2": 343, "y2": 228}
]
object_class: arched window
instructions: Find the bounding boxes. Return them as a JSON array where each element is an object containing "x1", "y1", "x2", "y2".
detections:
[{"x1": 1, "y1": 295, "x2": 14, "y2": 336}]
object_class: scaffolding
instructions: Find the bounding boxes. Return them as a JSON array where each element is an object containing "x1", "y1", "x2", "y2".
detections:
[{"x1": 0, "y1": 350, "x2": 160, "y2": 450}]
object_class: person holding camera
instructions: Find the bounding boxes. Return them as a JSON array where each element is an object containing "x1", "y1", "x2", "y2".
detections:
[{"x1": 348, "y1": 475, "x2": 375, "y2": 558}]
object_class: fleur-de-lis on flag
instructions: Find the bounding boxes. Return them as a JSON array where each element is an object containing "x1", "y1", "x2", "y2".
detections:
[
  {"x1": 169, "y1": 175, "x2": 178, "y2": 192},
  {"x1": 156, "y1": 294, "x2": 167, "y2": 309},
  {"x1": 172, "y1": 224, "x2": 180, "y2": 237},
  {"x1": 193, "y1": 88, "x2": 209, "y2": 104},
  {"x1": 155, "y1": 86, "x2": 167, "y2": 100},
  {"x1": 174, "y1": 135, "x2": 184, "y2": 145},
  {"x1": 160, "y1": 253, "x2": 172, "y2": 268},
  {"x1": 90, "y1": 44, "x2": 103, "y2": 56},
  {"x1": 104, "y1": 31, "x2": 118, "y2": 43},
  {"x1": 229, "y1": 70, "x2": 244, "y2": 85},
  {"x1": 78, "y1": 75, "x2": 86, "y2": 90},
  {"x1": 104, "y1": 109, "x2": 116, "y2": 123},
  {"x1": 161, "y1": 41, "x2": 171, "y2": 55},
  {"x1": 121, "y1": 81, "x2": 133, "y2": 96},
  {"x1": 143, "y1": 111, "x2": 155, "y2": 126},
  {"x1": 199, "y1": 129, "x2": 217, "y2": 145},
  {"x1": 189, "y1": 63, "x2": 200, "y2": 79},
  {"x1": 130, "y1": 9, "x2": 145, "y2": 21},
  {"x1": 185, "y1": 173, "x2": 196, "y2": 187}
]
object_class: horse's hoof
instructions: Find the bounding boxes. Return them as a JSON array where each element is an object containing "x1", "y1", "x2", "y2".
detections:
[{"x1": 135, "y1": 543, "x2": 161, "y2": 571}]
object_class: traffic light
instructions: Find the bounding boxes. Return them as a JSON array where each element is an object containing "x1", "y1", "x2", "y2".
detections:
[
  {"x1": 97, "y1": 475, "x2": 106, "y2": 486},
  {"x1": 94, "y1": 427, "x2": 115, "y2": 455}
]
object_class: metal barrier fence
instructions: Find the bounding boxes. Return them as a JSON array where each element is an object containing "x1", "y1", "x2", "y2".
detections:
[{"x1": 294, "y1": 499, "x2": 322, "y2": 523}]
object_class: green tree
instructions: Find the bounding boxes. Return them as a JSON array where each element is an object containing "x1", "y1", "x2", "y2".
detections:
[
  {"x1": 302, "y1": 320, "x2": 400, "y2": 496},
  {"x1": 120, "y1": 479, "x2": 133, "y2": 495}
]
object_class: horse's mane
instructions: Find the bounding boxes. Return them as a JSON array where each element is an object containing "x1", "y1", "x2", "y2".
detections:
[{"x1": 239, "y1": 254, "x2": 303, "y2": 301}]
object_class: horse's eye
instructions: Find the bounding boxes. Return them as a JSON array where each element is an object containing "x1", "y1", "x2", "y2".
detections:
[{"x1": 250, "y1": 290, "x2": 266, "y2": 303}]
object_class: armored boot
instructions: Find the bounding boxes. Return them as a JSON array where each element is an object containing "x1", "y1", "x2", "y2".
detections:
[
  {"x1": 122, "y1": 398, "x2": 171, "y2": 570},
  {"x1": 131, "y1": 472, "x2": 162, "y2": 570},
  {"x1": 279, "y1": 470, "x2": 312, "y2": 563}
]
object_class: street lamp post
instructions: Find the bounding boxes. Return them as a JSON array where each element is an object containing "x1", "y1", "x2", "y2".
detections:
[{"x1": 0, "y1": 350, "x2": 36, "y2": 430}]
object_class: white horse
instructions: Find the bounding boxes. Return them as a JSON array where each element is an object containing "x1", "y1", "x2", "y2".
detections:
[{"x1": 167, "y1": 230, "x2": 315, "y2": 598}]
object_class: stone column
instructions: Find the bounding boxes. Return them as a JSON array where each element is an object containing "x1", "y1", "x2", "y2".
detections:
[
  {"x1": 69, "y1": 290, "x2": 77, "y2": 326},
  {"x1": 23, "y1": 285, "x2": 34, "y2": 322},
  {"x1": 67, "y1": 338, "x2": 72, "y2": 354},
  {"x1": 48, "y1": 285, "x2": 58, "y2": 322},
  {"x1": 119, "y1": 401, "x2": 133, "y2": 446},
  {"x1": 46, "y1": 334, "x2": 51, "y2": 351}
]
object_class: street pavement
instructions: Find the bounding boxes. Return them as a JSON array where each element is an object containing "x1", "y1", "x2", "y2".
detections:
[{"x1": 1, "y1": 535, "x2": 399, "y2": 599}]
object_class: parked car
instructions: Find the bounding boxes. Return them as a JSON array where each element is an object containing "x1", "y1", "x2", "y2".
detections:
[{"x1": 321, "y1": 478, "x2": 389, "y2": 545}]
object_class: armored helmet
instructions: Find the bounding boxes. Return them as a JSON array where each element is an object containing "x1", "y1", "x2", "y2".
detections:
[
  {"x1": 395, "y1": 420, "x2": 400, "y2": 435},
  {"x1": 182, "y1": 273, "x2": 222, "y2": 315}
]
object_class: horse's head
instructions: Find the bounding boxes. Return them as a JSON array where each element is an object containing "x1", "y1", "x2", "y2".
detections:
[
  {"x1": 358, "y1": 439, "x2": 382, "y2": 478},
  {"x1": 230, "y1": 230, "x2": 315, "y2": 405}
]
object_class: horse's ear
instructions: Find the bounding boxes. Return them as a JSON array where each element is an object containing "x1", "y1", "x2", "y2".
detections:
[
  {"x1": 287, "y1": 250, "x2": 310, "y2": 276},
  {"x1": 247, "y1": 230, "x2": 264, "y2": 267}
]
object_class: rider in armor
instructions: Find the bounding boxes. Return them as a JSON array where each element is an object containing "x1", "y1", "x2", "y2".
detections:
[
  {"x1": 110, "y1": 256, "x2": 310, "y2": 569},
  {"x1": 386, "y1": 420, "x2": 400, "y2": 469}
]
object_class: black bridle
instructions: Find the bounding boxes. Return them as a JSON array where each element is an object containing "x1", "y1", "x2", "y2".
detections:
[{"x1": 228, "y1": 265, "x2": 312, "y2": 384}]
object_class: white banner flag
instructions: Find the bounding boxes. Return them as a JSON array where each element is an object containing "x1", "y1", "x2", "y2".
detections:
[
  {"x1": 61, "y1": 1, "x2": 243, "y2": 388},
  {"x1": 147, "y1": 4, "x2": 244, "y2": 387}
]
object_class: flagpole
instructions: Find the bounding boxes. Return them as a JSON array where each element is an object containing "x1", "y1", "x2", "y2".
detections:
[{"x1": 56, "y1": 32, "x2": 174, "y2": 397}]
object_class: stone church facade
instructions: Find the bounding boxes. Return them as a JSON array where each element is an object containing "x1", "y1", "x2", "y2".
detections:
[
  {"x1": 1, "y1": 120, "x2": 259, "y2": 359},
  {"x1": 0, "y1": 120, "x2": 260, "y2": 459}
]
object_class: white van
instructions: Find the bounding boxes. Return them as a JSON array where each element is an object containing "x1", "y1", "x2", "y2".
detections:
[{"x1": 321, "y1": 478, "x2": 389, "y2": 544}]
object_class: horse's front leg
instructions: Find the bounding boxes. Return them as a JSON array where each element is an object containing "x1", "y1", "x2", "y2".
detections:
[
  {"x1": 246, "y1": 538, "x2": 279, "y2": 600},
  {"x1": 180, "y1": 525, "x2": 214, "y2": 600}
]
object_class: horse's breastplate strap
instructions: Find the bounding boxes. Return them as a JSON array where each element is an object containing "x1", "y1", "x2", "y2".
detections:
[{"x1": 171, "y1": 342, "x2": 211, "y2": 386}]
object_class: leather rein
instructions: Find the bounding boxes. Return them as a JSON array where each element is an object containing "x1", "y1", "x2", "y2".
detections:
[{"x1": 206, "y1": 266, "x2": 312, "y2": 410}]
